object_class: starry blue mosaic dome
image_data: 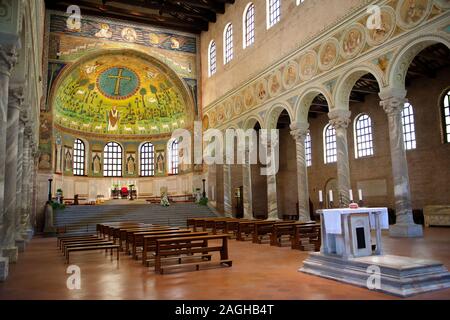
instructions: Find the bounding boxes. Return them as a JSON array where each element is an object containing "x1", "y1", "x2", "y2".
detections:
[{"x1": 97, "y1": 66, "x2": 140, "y2": 100}]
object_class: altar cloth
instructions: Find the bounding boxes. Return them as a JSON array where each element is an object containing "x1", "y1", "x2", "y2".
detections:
[{"x1": 319, "y1": 207, "x2": 389, "y2": 234}]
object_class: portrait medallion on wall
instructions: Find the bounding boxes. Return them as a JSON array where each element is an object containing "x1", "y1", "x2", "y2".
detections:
[
  {"x1": 244, "y1": 86, "x2": 255, "y2": 109},
  {"x1": 208, "y1": 110, "x2": 217, "y2": 127},
  {"x1": 95, "y1": 23, "x2": 113, "y2": 38},
  {"x1": 366, "y1": 7, "x2": 396, "y2": 46},
  {"x1": 121, "y1": 27, "x2": 138, "y2": 42},
  {"x1": 233, "y1": 95, "x2": 244, "y2": 116},
  {"x1": 318, "y1": 38, "x2": 339, "y2": 71},
  {"x1": 216, "y1": 104, "x2": 225, "y2": 125},
  {"x1": 396, "y1": 0, "x2": 432, "y2": 29},
  {"x1": 224, "y1": 100, "x2": 233, "y2": 120},
  {"x1": 299, "y1": 50, "x2": 318, "y2": 81},
  {"x1": 282, "y1": 61, "x2": 298, "y2": 89},
  {"x1": 256, "y1": 80, "x2": 268, "y2": 102},
  {"x1": 268, "y1": 71, "x2": 282, "y2": 97},
  {"x1": 340, "y1": 23, "x2": 366, "y2": 59}
]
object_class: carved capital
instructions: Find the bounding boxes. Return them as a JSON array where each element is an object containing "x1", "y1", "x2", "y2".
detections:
[
  {"x1": 8, "y1": 84, "x2": 24, "y2": 110},
  {"x1": 19, "y1": 106, "x2": 29, "y2": 124},
  {"x1": 0, "y1": 41, "x2": 19, "y2": 76},
  {"x1": 24, "y1": 124, "x2": 33, "y2": 138},
  {"x1": 328, "y1": 110, "x2": 351, "y2": 130},
  {"x1": 380, "y1": 96, "x2": 407, "y2": 116},
  {"x1": 290, "y1": 122, "x2": 309, "y2": 141}
]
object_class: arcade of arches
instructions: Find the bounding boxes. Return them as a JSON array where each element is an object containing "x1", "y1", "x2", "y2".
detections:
[{"x1": 0, "y1": 0, "x2": 449, "y2": 300}]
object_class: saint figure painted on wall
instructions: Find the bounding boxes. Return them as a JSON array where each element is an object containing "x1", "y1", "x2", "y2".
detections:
[{"x1": 108, "y1": 105, "x2": 120, "y2": 131}]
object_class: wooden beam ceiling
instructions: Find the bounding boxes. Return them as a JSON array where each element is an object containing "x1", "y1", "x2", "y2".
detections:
[{"x1": 46, "y1": 0, "x2": 236, "y2": 33}]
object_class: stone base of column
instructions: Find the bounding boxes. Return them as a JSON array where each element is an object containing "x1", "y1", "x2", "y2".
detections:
[
  {"x1": 389, "y1": 223, "x2": 423, "y2": 238},
  {"x1": 22, "y1": 230, "x2": 34, "y2": 242},
  {"x1": 0, "y1": 257, "x2": 9, "y2": 281},
  {"x1": 1, "y1": 247, "x2": 18, "y2": 263},
  {"x1": 15, "y1": 239, "x2": 26, "y2": 252}
]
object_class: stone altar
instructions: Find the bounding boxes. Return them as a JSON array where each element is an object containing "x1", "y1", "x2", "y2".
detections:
[{"x1": 300, "y1": 207, "x2": 450, "y2": 297}]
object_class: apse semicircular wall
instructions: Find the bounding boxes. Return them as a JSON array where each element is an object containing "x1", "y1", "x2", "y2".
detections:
[{"x1": 51, "y1": 49, "x2": 194, "y2": 138}]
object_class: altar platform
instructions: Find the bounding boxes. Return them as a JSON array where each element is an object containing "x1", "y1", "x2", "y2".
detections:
[{"x1": 300, "y1": 252, "x2": 450, "y2": 297}]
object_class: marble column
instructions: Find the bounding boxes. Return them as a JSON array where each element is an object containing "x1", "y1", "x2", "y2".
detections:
[
  {"x1": 223, "y1": 164, "x2": 233, "y2": 217},
  {"x1": 242, "y1": 146, "x2": 253, "y2": 220},
  {"x1": 0, "y1": 39, "x2": 19, "y2": 230},
  {"x1": 380, "y1": 94, "x2": 423, "y2": 237},
  {"x1": 15, "y1": 109, "x2": 25, "y2": 251},
  {"x1": 263, "y1": 133, "x2": 279, "y2": 220},
  {"x1": 20, "y1": 126, "x2": 34, "y2": 241},
  {"x1": 1, "y1": 84, "x2": 24, "y2": 263},
  {"x1": 328, "y1": 110, "x2": 352, "y2": 207},
  {"x1": 290, "y1": 122, "x2": 311, "y2": 222}
]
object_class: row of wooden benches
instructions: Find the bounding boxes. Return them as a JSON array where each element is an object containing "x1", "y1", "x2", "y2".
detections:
[
  {"x1": 57, "y1": 221, "x2": 233, "y2": 274},
  {"x1": 186, "y1": 217, "x2": 321, "y2": 251}
]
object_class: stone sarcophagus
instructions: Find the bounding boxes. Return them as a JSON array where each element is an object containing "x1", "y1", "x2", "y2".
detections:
[{"x1": 424, "y1": 205, "x2": 450, "y2": 227}]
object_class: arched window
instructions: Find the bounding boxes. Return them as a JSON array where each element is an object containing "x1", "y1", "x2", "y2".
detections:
[
  {"x1": 223, "y1": 23, "x2": 233, "y2": 64},
  {"x1": 354, "y1": 114, "x2": 374, "y2": 158},
  {"x1": 305, "y1": 132, "x2": 312, "y2": 167},
  {"x1": 208, "y1": 40, "x2": 216, "y2": 77},
  {"x1": 103, "y1": 142, "x2": 122, "y2": 177},
  {"x1": 401, "y1": 103, "x2": 417, "y2": 150},
  {"x1": 324, "y1": 124, "x2": 336, "y2": 164},
  {"x1": 243, "y1": 3, "x2": 255, "y2": 49},
  {"x1": 266, "y1": 0, "x2": 280, "y2": 29},
  {"x1": 73, "y1": 139, "x2": 85, "y2": 176},
  {"x1": 168, "y1": 140, "x2": 179, "y2": 175},
  {"x1": 140, "y1": 142, "x2": 155, "y2": 177},
  {"x1": 441, "y1": 90, "x2": 450, "y2": 143}
]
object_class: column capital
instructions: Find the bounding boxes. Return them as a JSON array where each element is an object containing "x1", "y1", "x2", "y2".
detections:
[
  {"x1": 19, "y1": 106, "x2": 29, "y2": 124},
  {"x1": 380, "y1": 96, "x2": 408, "y2": 116},
  {"x1": 328, "y1": 109, "x2": 351, "y2": 129},
  {"x1": 290, "y1": 122, "x2": 309, "y2": 141},
  {"x1": 8, "y1": 83, "x2": 24, "y2": 110},
  {"x1": 0, "y1": 35, "x2": 20, "y2": 76}
]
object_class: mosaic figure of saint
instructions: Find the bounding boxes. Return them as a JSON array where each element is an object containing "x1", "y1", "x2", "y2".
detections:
[{"x1": 107, "y1": 105, "x2": 120, "y2": 131}]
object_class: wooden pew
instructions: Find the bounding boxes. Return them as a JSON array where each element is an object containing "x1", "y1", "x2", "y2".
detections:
[
  {"x1": 142, "y1": 231, "x2": 209, "y2": 265},
  {"x1": 117, "y1": 226, "x2": 167, "y2": 251},
  {"x1": 222, "y1": 219, "x2": 252, "y2": 238},
  {"x1": 291, "y1": 224, "x2": 321, "y2": 251},
  {"x1": 269, "y1": 222, "x2": 317, "y2": 246},
  {"x1": 128, "y1": 228, "x2": 181, "y2": 258},
  {"x1": 236, "y1": 220, "x2": 263, "y2": 241},
  {"x1": 57, "y1": 234, "x2": 98, "y2": 248},
  {"x1": 66, "y1": 243, "x2": 120, "y2": 264},
  {"x1": 252, "y1": 220, "x2": 295, "y2": 244},
  {"x1": 154, "y1": 234, "x2": 232, "y2": 274},
  {"x1": 97, "y1": 222, "x2": 141, "y2": 237},
  {"x1": 211, "y1": 218, "x2": 239, "y2": 235},
  {"x1": 62, "y1": 239, "x2": 114, "y2": 256}
]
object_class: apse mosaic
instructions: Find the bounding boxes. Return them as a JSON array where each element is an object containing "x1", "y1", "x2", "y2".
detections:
[{"x1": 52, "y1": 51, "x2": 192, "y2": 136}]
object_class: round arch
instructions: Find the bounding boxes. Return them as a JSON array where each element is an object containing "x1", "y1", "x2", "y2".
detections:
[
  {"x1": 388, "y1": 34, "x2": 450, "y2": 91},
  {"x1": 295, "y1": 86, "x2": 333, "y2": 123},
  {"x1": 265, "y1": 103, "x2": 294, "y2": 129},
  {"x1": 243, "y1": 115, "x2": 264, "y2": 130},
  {"x1": 334, "y1": 63, "x2": 384, "y2": 111}
]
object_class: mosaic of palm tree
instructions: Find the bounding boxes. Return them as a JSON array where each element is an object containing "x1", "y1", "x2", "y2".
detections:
[{"x1": 53, "y1": 52, "x2": 190, "y2": 135}]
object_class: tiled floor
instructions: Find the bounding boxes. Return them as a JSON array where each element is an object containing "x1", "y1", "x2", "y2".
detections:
[{"x1": 0, "y1": 228, "x2": 449, "y2": 300}]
